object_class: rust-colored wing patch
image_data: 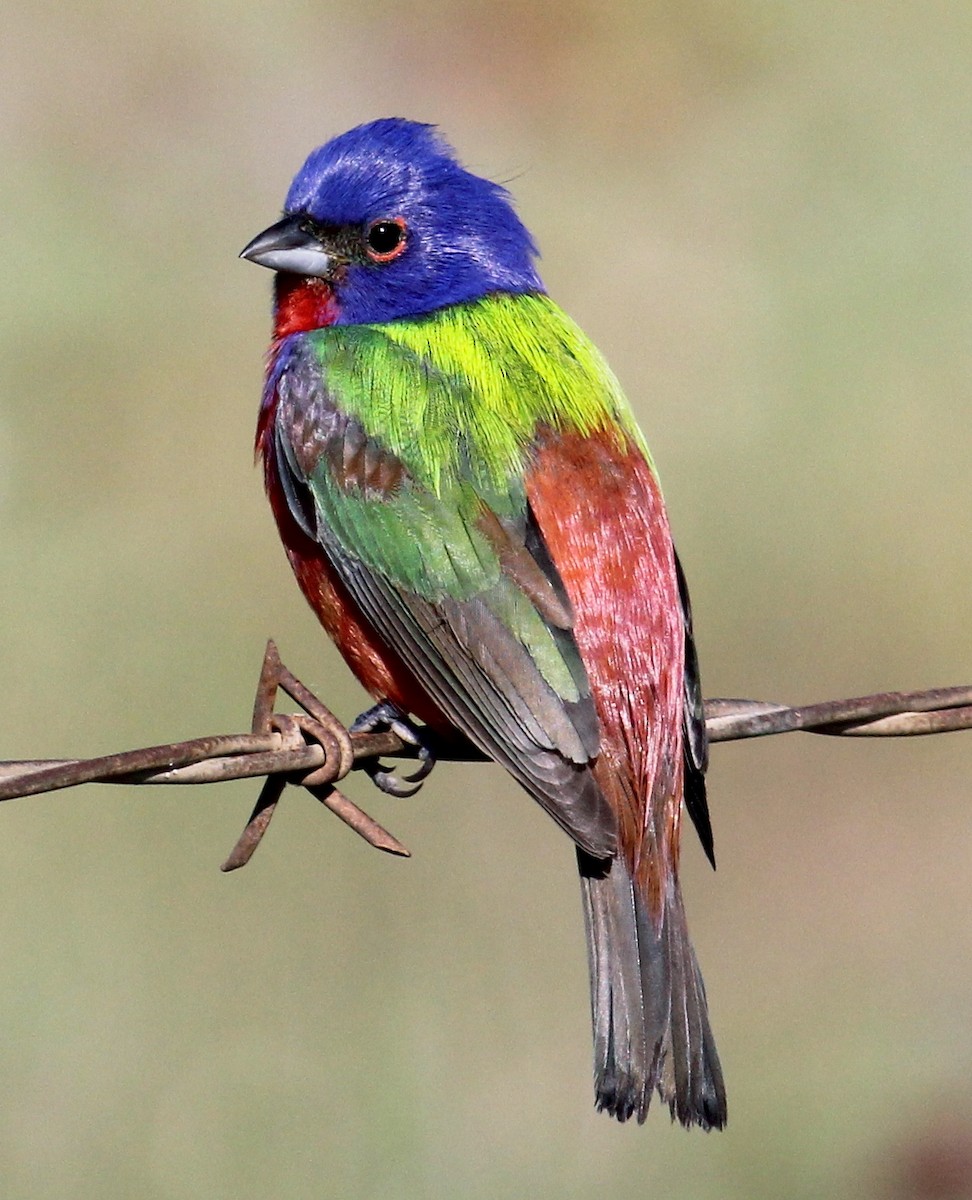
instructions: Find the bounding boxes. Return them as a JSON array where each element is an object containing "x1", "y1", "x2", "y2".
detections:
[{"x1": 526, "y1": 425, "x2": 685, "y2": 916}]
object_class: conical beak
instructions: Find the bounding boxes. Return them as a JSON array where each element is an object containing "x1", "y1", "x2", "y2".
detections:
[{"x1": 240, "y1": 215, "x2": 334, "y2": 277}]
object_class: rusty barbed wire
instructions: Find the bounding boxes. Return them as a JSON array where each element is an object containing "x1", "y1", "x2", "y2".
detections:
[{"x1": 1, "y1": 641, "x2": 969, "y2": 868}]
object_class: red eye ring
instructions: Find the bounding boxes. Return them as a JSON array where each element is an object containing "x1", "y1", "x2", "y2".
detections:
[{"x1": 364, "y1": 217, "x2": 408, "y2": 263}]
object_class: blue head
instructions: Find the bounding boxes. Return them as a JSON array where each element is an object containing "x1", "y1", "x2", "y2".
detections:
[{"x1": 241, "y1": 119, "x2": 545, "y2": 325}]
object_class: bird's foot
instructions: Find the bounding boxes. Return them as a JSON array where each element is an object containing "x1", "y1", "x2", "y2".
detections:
[{"x1": 350, "y1": 701, "x2": 437, "y2": 797}]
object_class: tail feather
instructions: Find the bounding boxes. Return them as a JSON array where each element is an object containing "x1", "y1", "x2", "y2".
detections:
[
  {"x1": 579, "y1": 852, "x2": 659, "y2": 1121},
  {"x1": 578, "y1": 849, "x2": 727, "y2": 1129}
]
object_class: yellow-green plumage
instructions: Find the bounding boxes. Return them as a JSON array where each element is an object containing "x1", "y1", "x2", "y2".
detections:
[{"x1": 313, "y1": 292, "x2": 651, "y2": 499}]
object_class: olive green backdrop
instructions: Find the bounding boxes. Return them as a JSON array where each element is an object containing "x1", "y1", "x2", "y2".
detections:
[{"x1": 2, "y1": 3, "x2": 971, "y2": 1197}]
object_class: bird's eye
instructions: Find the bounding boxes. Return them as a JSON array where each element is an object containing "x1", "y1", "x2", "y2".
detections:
[{"x1": 365, "y1": 218, "x2": 407, "y2": 262}]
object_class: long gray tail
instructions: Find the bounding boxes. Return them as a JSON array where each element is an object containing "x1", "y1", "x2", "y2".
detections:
[{"x1": 577, "y1": 849, "x2": 727, "y2": 1128}]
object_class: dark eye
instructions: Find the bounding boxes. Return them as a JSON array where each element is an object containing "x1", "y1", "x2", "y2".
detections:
[{"x1": 365, "y1": 218, "x2": 407, "y2": 262}]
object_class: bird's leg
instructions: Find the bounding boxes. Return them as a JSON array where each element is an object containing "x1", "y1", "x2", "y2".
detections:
[{"x1": 350, "y1": 701, "x2": 437, "y2": 797}]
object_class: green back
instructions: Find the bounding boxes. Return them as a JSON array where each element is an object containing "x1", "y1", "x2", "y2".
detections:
[{"x1": 318, "y1": 291, "x2": 649, "y2": 502}]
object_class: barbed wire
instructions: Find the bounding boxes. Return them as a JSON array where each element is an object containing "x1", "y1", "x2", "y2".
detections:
[{"x1": 1, "y1": 641, "x2": 969, "y2": 869}]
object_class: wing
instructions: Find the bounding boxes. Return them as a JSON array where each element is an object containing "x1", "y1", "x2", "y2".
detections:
[
  {"x1": 674, "y1": 550, "x2": 715, "y2": 868},
  {"x1": 525, "y1": 426, "x2": 717, "y2": 893},
  {"x1": 270, "y1": 331, "x2": 617, "y2": 859}
]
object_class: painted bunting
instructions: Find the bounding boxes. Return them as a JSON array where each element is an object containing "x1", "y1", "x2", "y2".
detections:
[{"x1": 241, "y1": 118, "x2": 725, "y2": 1128}]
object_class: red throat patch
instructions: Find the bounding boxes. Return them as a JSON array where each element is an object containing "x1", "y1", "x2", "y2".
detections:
[{"x1": 272, "y1": 275, "x2": 340, "y2": 338}]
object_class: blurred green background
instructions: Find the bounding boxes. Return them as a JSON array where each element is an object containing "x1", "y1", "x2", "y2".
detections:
[{"x1": 2, "y1": 2, "x2": 971, "y2": 1197}]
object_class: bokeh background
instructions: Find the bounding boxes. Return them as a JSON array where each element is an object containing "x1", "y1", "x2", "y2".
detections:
[{"x1": 2, "y1": 2, "x2": 971, "y2": 1197}]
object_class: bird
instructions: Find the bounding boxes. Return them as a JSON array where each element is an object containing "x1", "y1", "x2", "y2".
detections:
[{"x1": 241, "y1": 118, "x2": 726, "y2": 1129}]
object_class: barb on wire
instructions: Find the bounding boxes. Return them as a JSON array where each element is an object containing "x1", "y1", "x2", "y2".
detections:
[{"x1": 0, "y1": 641, "x2": 969, "y2": 870}]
